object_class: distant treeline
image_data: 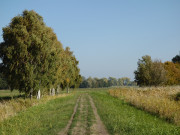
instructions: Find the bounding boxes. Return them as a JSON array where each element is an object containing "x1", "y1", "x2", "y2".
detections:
[
  {"x1": 134, "y1": 54, "x2": 180, "y2": 86},
  {"x1": 79, "y1": 77, "x2": 136, "y2": 88}
]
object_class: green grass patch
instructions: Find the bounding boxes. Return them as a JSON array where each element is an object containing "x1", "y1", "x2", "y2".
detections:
[
  {"x1": 0, "y1": 90, "x2": 23, "y2": 100},
  {"x1": 89, "y1": 91, "x2": 180, "y2": 135},
  {"x1": 68, "y1": 95, "x2": 81, "y2": 135},
  {"x1": 68, "y1": 93, "x2": 95, "y2": 135},
  {"x1": 0, "y1": 93, "x2": 79, "y2": 135},
  {"x1": 86, "y1": 94, "x2": 95, "y2": 135},
  {"x1": 73, "y1": 88, "x2": 109, "y2": 92},
  {"x1": 87, "y1": 97, "x2": 95, "y2": 133}
]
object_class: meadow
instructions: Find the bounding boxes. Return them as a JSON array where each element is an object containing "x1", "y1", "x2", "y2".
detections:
[
  {"x1": 0, "y1": 88, "x2": 180, "y2": 135},
  {"x1": 109, "y1": 86, "x2": 180, "y2": 126},
  {"x1": 90, "y1": 90, "x2": 180, "y2": 135},
  {"x1": 0, "y1": 90, "x2": 69, "y2": 122},
  {"x1": 0, "y1": 92, "x2": 79, "y2": 135}
]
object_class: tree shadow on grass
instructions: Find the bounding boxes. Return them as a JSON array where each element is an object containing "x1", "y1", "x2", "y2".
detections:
[{"x1": 0, "y1": 94, "x2": 25, "y2": 102}]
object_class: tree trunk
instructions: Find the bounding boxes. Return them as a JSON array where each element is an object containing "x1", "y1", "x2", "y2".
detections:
[
  {"x1": 37, "y1": 90, "x2": 41, "y2": 99},
  {"x1": 30, "y1": 88, "x2": 33, "y2": 100},
  {"x1": 52, "y1": 88, "x2": 55, "y2": 96},
  {"x1": 67, "y1": 87, "x2": 69, "y2": 93},
  {"x1": 56, "y1": 85, "x2": 60, "y2": 95},
  {"x1": 30, "y1": 92, "x2": 32, "y2": 100},
  {"x1": 49, "y1": 88, "x2": 52, "y2": 96}
]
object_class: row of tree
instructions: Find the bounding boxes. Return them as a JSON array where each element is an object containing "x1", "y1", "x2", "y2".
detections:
[
  {"x1": 134, "y1": 55, "x2": 180, "y2": 86},
  {"x1": 0, "y1": 10, "x2": 82, "y2": 97},
  {"x1": 79, "y1": 77, "x2": 136, "y2": 88}
]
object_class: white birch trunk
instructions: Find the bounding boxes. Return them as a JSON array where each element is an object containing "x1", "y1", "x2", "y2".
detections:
[{"x1": 37, "y1": 90, "x2": 41, "y2": 99}]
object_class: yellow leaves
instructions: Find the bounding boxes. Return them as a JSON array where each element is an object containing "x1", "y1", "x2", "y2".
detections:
[
  {"x1": 66, "y1": 78, "x2": 70, "y2": 83},
  {"x1": 164, "y1": 61, "x2": 180, "y2": 85}
]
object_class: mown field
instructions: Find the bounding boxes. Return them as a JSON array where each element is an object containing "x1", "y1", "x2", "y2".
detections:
[{"x1": 0, "y1": 88, "x2": 180, "y2": 135}]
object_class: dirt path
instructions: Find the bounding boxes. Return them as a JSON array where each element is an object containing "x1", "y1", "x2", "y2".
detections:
[
  {"x1": 70, "y1": 93, "x2": 89, "y2": 135},
  {"x1": 58, "y1": 93, "x2": 109, "y2": 135},
  {"x1": 58, "y1": 95, "x2": 81, "y2": 135},
  {"x1": 89, "y1": 95, "x2": 109, "y2": 135}
]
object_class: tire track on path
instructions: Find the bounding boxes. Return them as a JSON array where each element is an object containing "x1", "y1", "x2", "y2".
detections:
[
  {"x1": 58, "y1": 95, "x2": 81, "y2": 135},
  {"x1": 58, "y1": 93, "x2": 109, "y2": 135},
  {"x1": 89, "y1": 95, "x2": 109, "y2": 135}
]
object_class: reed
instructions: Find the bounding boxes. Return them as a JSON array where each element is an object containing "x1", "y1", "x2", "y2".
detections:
[{"x1": 109, "y1": 86, "x2": 180, "y2": 125}]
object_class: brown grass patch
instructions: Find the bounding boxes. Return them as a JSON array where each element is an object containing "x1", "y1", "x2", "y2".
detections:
[{"x1": 109, "y1": 86, "x2": 180, "y2": 125}]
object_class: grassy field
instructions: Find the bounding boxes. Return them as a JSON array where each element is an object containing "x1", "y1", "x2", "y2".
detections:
[
  {"x1": 0, "y1": 88, "x2": 180, "y2": 135},
  {"x1": 89, "y1": 90, "x2": 180, "y2": 135},
  {"x1": 0, "y1": 92, "x2": 79, "y2": 135},
  {"x1": 109, "y1": 87, "x2": 180, "y2": 126}
]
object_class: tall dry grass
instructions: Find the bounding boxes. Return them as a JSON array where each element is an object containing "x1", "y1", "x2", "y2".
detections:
[
  {"x1": 109, "y1": 86, "x2": 180, "y2": 125},
  {"x1": 0, "y1": 94, "x2": 68, "y2": 122}
]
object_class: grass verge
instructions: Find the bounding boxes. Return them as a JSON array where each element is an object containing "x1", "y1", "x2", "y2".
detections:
[
  {"x1": 90, "y1": 91, "x2": 180, "y2": 135},
  {"x1": 0, "y1": 93, "x2": 69, "y2": 122},
  {"x1": 0, "y1": 93, "x2": 79, "y2": 135}
]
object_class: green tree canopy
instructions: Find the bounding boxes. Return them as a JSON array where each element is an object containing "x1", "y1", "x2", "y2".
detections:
[
  {"x1": 0, "y1": 73, "x2": 8, "y2": 89},
  {"x1": 172, "y1": 55, "x2": 180, "y2": 63},
  {"x1": 134, "y1": 55, "x2": 166, "y2": 86},
  {"x1": 60, "y1": 47, "x2": 81, "y2": 92},
  {"x1": 0, "y1": 10, "x2": 81, "y2": 96}
]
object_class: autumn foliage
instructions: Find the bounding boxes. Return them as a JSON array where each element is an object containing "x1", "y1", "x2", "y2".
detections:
[{"x1": 134, "y1": 55, "x2": 180, "y2": 86}]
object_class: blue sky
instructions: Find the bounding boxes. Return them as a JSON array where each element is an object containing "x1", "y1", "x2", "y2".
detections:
[{"x1": 0, "y1": 0, "x2": 180, "y2": 80}]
